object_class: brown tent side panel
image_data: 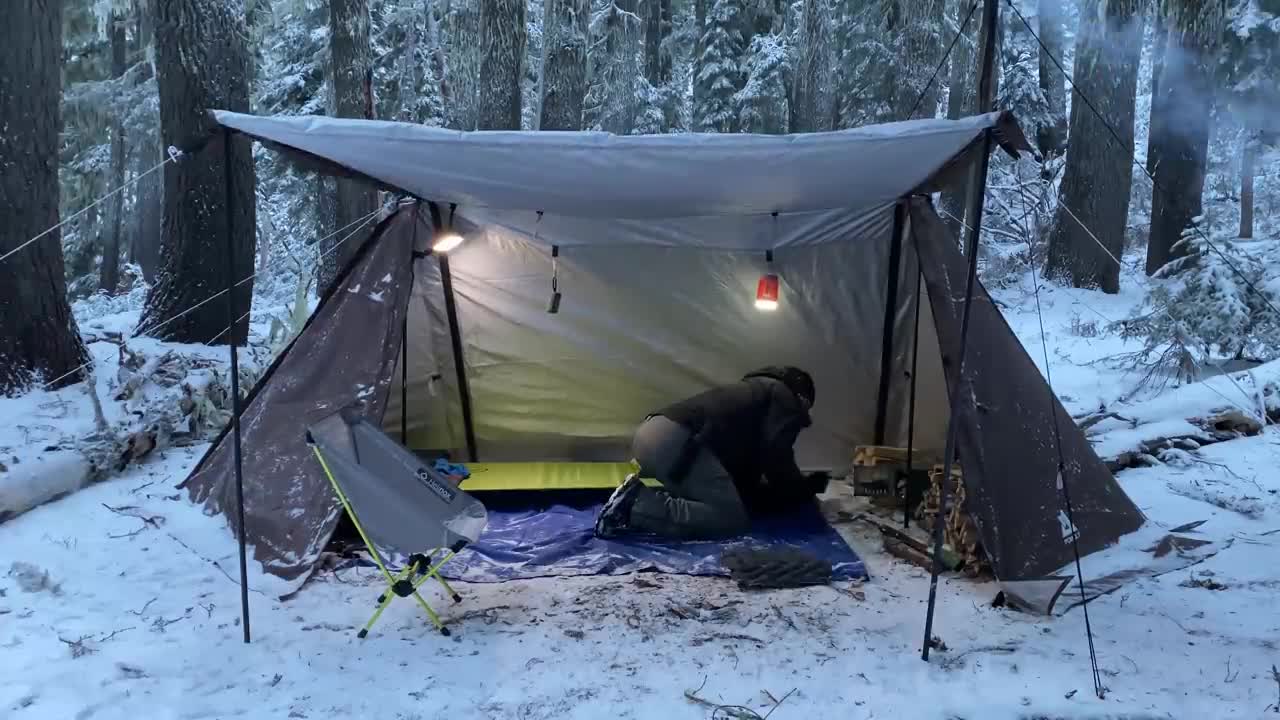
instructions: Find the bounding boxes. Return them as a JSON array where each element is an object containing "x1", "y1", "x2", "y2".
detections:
[
  {"x1": 909, "y1": 198, "x2": 1145, "y2": 584},
  {"x1": 181, "y1": 207, "x2": 420, "y2": 584}
]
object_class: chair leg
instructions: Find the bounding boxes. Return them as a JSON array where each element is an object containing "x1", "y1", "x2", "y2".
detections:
[
  {"x1": 410, "y1": 590, "x2": 450, "y2": 636},
  {"x1": 359, "y1": 589, "x2": 397, "y2": 639}
]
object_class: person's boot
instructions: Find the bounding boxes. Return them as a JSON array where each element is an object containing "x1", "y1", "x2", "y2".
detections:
[{"x1": 594, "y1": 474, "x2": 643, "y2": 538}]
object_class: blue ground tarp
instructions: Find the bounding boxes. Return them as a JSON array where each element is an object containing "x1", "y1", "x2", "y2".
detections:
[{"x1": 423, "y1": 492, "x2": 867, "y2": 583}]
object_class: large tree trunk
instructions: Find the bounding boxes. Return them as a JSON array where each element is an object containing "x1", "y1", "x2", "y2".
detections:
[
  {"x1": 445, "y1": 0, "x2": 482, "y2": 130},
  {"x1": 1036, "y1": 0, "x2": 1067, "y2": 155},
  {"x1": 1045, "y1": 0, "x2": 1144, "y2": 294},
  {"x1": 321, "y1": 0, "x2": 377, "y2": 293},
  {"x1": 1144, "y1": 0, "x2": 1226, "y2": 276},
  {"x1": 643, "y1": 0, "x2": 673, "y2": 85},
  {"x1": 1145, "y1": 11, "x2": 1168, "y2": 177},
  {"x1": 476, "y1": 0, "x2": 527, "y2": 130},
  {"x1": 101, "y1": 12, "x2": 129, "y2": 295},
  {"x1": 791, "y1": 0, "x2": 829, "y2": 132},
  {"x1": 0, "y1": 0, "x2": 90, "y2": 395},
  {"x1": 938, "y1": 0, "x2": 979, "y2": 239},
  {"x1": 539, "y1": 0, "x2": 590, "y2": 130},
  {"x1": 893, "y1": 0, "x2": 947, "y2": 120},
  {"x1": 131, "y1": 0, "x2": 163, "y2": 282},
  {"x1": 138, "y1": 0, "x2": 257, "y2": 345},
  {"x1": 1239, "y1": 131, "x2": 1256, "y2": 239}
]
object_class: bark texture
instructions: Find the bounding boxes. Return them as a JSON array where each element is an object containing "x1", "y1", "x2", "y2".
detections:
[
  {"x1": 0, "y1": 0, "x2": 90, "y2": 395},
  {"x1": 1045, "y1": 0, "x2": 1144, "y2": 294},
  {"x1": 893, "y1": 0, "x2": 947, "y2": 120},
  {"x1": 1144, "y1": 0, "x2": 1227, "y2": 276},
  {"x1": 476, "y1": 0, "x2": 527, "y2": 130},
  {"x1": 138, "y1": 0, "x2": 257, "y2": 345},
  {"x1": 539, "y1": 0, "x2": 590, "y2": 130},
  {"x1": 1036, "y1": 0, "x2": 1067, "y2": 155},
  {"x1": 1239, "y1": 133, "x2": 1256, "y2": 239},
  {"x1": 101, "y1": 12, "x2": 129, "y2": 294},
  {"x1": 791, "y1": 0, "x2": 829, "y2": 132},
  {"x1": 131, "y1": 2, "x2": 164, "y2": 281},
  {"x1": 322, "y1": 0, "x2": 378, "y2": 293}
]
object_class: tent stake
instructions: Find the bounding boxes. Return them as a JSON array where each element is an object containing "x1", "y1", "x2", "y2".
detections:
[
  {"x1": 222, "y1": 128, "x2": 252, "y2": 644},
  {"x1": 873, "y1": 202, "x2": 907, "y2": 445},
  {"x1": 903, "y1": 261, "x2": 922, "y2": 530}
]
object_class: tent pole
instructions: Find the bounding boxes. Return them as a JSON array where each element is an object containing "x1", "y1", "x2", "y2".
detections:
[
  {"x1": 402, "y1": 201, "x2": 420, "y2": 445},
  {"x1": 903, "y1": 259, "x2": 923, "y2": 530},
  {"x1": 873, "y1": 202, "x2": 907, "y2": 445},
  {"x1": 222, "y1": 128, "x2": 252, "y2": 644},
  {"x1": 922, "y1": 0, "x2": 1000, "y2": 663},
  {"x1": 426, "y1": 202, "x2": 478, "y2": 463},
  {"x1": 921, "y1": 129, "x2": 994, "y2": 662}
]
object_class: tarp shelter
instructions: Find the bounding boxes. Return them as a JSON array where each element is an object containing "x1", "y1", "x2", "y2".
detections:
[{"x1": 180, "y1": 109, "x2": 1145, "y2": 612}]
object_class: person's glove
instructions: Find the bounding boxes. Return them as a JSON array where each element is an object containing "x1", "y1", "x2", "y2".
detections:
[{"x1": 805, "y1": 470, "x2": 831, "y2": 494}]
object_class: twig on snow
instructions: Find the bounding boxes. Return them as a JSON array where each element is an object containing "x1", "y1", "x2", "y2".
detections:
[
  {"x1": 1225, "y1": 656, "x2": 1240, "y2": 683},
  {"x1": 1268, "y1": 664, "x2": 1280, "y2": 713},
  {"x1": 130, "y1": 598, "x2": 158, "y2": 617},
  {"x1": 939, "y1": 644, "x2": 1018, "y2": 670},
  {"x1": 683, "y1": 676, "x2": 767, "y2": 720},
  {"x1": 771, "y1": 605, "x2": 799, "y2": 632},
  {"x1": 763, "y1": 688, "x2": 797, "y2": 720}
]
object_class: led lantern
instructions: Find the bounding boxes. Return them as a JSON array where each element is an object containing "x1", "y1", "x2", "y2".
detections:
[
  {"x1": 432, "y1": 232, "x2": 464, "y2": 253},
  {"x1": 755, "y1": 273, "x2": 780, "y2": 311}
]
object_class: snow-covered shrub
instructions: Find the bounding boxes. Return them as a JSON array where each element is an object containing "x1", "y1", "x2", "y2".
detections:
[{"x1": 1121, "y1": 218, "x2": 1280, "y2": 382}]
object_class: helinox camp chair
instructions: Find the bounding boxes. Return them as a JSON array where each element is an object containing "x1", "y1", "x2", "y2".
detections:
[{"x1": 306, "y1": 409, "x2": 487, "y2": 638}]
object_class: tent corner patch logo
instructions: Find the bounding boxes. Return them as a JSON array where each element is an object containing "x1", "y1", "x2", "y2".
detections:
[
  {"x1": 1057, "y1": 509, "x2": 1080, "y2": 544},
  {"x1": 415, "y1": 467, "x2": 457, "y2": 503}
]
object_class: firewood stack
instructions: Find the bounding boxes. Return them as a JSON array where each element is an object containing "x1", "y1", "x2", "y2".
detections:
[{"x1": 915, "y1": 463, "x2": 989, "y2": 577}]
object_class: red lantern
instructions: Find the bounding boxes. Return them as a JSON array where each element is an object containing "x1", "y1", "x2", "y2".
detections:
[{"x1": 755, "y1": 273, "x2": 780, "y2": 311}]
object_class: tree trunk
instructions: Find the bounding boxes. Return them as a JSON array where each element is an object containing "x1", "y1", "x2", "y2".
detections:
[
  {"x1": 1036, "y1": 0, "x2": 1067, "y2": 155},
  {"x1": 131, "y1": 0, "x2": 163, "y2": 282},
  {"x1": 445, "y1": 0, "x2": 482, "y2": 130},
  {"x1": 1239, "y1": 131, "x2": 1256, "y2": 239},
  {"x1": 321, "y1": 0, "x2": 377, "y2": 294},
  {"x1": 0, "y1": 0, "x2": 90, "y2": 395},
  {"x1": 1145, "y1": 0, "x2": 1227, "y2": 276},
  {"x1": 476, "y1": 0, "x2": 527, "y2": 130},
  {"x1": 791, "y1": 0, "x2": 828, "y2": 132},
  {"x1": 894, "y1": 0, "x2": 947, "y2": 120},
  {"x1": 645, "y1": 0, "x2": 662, "y2": 84},
  {"x1": 939, "y1": 0, "x2": 980, "y2": 239},
  {"x1": 1045, "y1": 0, "x2": 1144, "y2": 294},
  {"x1": 539, "y1": 0, "x2": 590, "y2": 130},
  {"x1": 1145, "y1": 13, "x2": 1167, "y2": 177},
  {"x1": 101, "y1": 12, "x2": 129, "y2": 295},
  {"x1": 138, "y1": 0, "x2": 257, "y2": 346}
]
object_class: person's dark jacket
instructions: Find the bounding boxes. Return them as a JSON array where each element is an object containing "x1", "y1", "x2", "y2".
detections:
[{"x1": 656, "y1": 369, "x2": 816, "y2": 511}]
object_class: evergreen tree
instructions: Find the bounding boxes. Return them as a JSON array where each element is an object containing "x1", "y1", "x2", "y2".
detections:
[
  {"x1": 695, "y1": 0, "x2": 744, "y2": 132},
  {"x1": 736, "y1": 32, "x2": 789, "y2": 133}
]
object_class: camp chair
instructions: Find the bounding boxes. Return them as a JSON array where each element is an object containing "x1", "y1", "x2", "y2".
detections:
[{"x1": 306, "y1": 409, "x2": 487, "y2": 638}]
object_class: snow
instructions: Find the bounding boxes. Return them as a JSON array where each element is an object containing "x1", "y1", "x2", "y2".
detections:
[{"x1": 3, "y1": 270, "x2": 1280, "y2": 719}]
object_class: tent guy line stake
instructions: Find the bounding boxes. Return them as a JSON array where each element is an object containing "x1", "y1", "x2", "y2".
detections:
[{"x1": 1013, "y1": 162, "x2": 1105, "y2": 699}]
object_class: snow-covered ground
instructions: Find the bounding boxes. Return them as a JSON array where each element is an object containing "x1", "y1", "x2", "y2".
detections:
[{"x1": 3, "y1": 273, "x2": 1280, "y2": 720}]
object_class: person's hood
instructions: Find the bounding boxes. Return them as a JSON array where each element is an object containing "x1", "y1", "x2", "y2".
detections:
[{"x1": 742, "y1": 366, "x2": 815, "y2": 406}]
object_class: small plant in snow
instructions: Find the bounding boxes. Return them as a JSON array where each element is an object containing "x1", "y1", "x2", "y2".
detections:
[{"x1": 1120, "y1": 218, "x2": 1280, "y2": 384}]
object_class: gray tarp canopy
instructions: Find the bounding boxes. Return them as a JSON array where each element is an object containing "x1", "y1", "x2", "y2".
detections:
[
  {"x1": 184, "y1": 109, "x2": 1145, "y2": 612},
  {"x1": 212, "y1": 109, "x2": 1031, "y2": 249}
]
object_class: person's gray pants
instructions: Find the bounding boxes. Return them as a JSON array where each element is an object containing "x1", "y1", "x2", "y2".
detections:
[{"x1": 627, "y1": 415, "x2": 749, "y2": 539}]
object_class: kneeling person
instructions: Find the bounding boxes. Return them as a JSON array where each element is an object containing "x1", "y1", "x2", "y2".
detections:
[{"x1": 594, "y1": 366, "x2": 829, "y2": 540}]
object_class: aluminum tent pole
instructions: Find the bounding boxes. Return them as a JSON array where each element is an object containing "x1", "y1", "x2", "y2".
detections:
[{"x1": 222, "y1": 127, "x2": 251, "y2": 644}]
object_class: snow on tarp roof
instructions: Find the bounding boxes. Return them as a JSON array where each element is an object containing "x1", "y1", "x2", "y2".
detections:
[{"x1": 211, "y1": 109, "x2": 1032, "y2": 221}]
